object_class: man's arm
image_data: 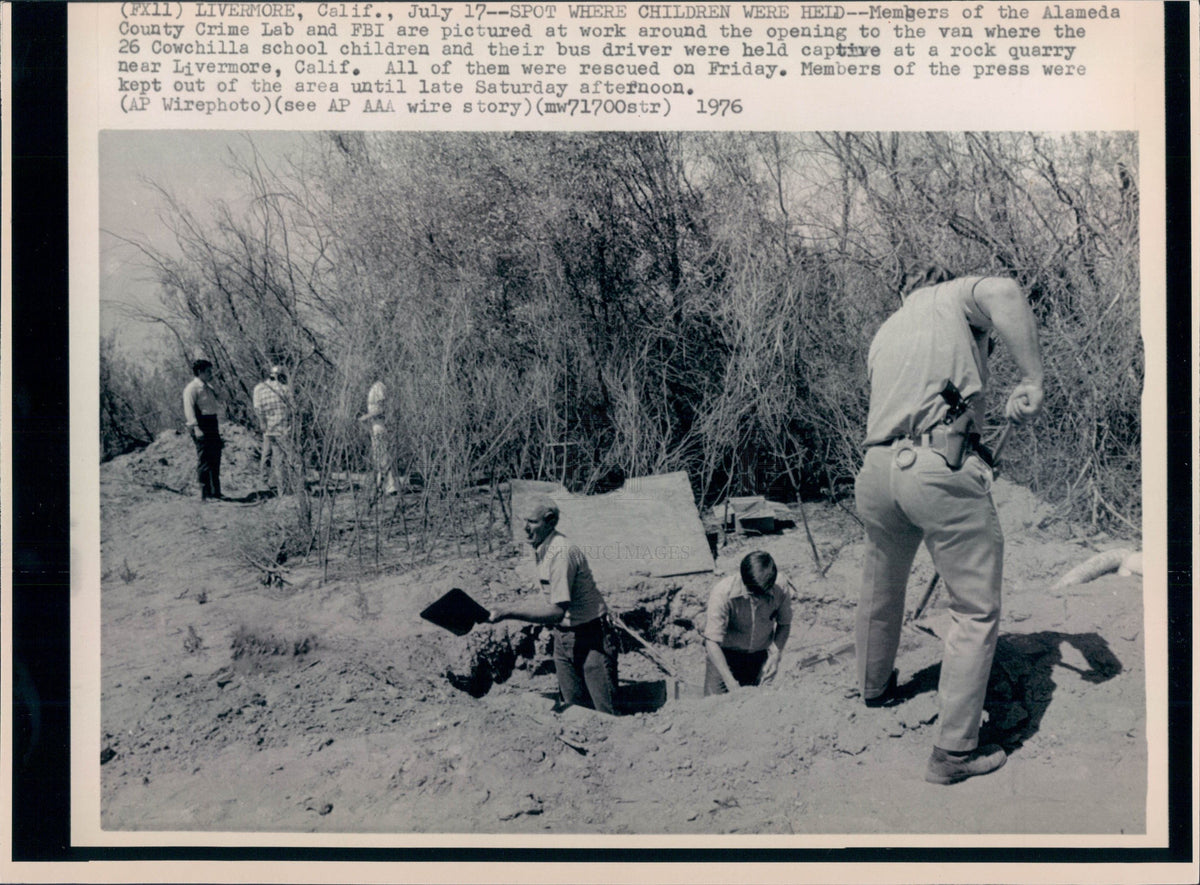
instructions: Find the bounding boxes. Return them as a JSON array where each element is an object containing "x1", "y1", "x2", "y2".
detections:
[
  {"x1": 759, "y1": 622, "x2": 791, "y2": 684},
  {"x1": 761, "y1": 584, "x2": 795, "y2": 684},
  {"x1": 972, "y1": 277, "x2": 1045, "y2": 423},
  {"x1": 488, "y1": 599, "x2": 566, "y2": 625},
  {"x1": 491, "y1": 545, "x2": 572, "y2": 626},
  {"x1": 701, "y1": 582, "x2": 741, "y2": 690},
  {"x1": 359, "y1": 385, "x2": 382, "y2": 423},
  {"x1": 183, "y1": 383, "x2": 201, "y2": 438},
  {"x1": 705, "y1": 639, "x2": 744, "y2": 693}
]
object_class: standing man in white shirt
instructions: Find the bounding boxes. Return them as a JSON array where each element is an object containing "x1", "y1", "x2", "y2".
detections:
[
  {"x1": 358, "y1": 379, "x2": 398, "y2": 496},
  {"x1": 855, "y1": 268, "x2": 1043, "y2": 785},
  {"x1": 182, "y1": 358, "x2": 223, "y2": 501},
  {"x1": 487, "y1": 496, "x2": 618, "y2": 714}
]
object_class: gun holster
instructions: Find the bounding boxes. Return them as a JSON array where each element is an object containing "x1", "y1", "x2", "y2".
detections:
[
  {"x1": 972, "y1": 435, "x2": 995, "y2": 468},
  {"x1": 929, "y1": 412, "x2": 974, "y2": 470}
]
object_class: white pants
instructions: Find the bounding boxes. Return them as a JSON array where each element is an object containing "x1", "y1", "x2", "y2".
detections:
[
  {"x1": 370, "y1": 423, "x2": 397, "y2": 494},
  {"x1": 855, "y1": 443, "x2": 1003, "y2": 751},
  {"x1": 261, "y1": 432, "x2": 290, "y2": 490}
]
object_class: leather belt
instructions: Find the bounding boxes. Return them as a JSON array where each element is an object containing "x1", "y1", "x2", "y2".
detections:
[
  {"x1": 555, "y1": 615, "x2": 608, "y2": 633},
  {"x1": 869, "y1": 432, "x2": 934, "y2": 449}
]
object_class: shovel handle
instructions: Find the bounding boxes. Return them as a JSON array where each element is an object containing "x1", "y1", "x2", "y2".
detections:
[
  {"x1": 610, "y1": 613, "x2": 682, "y2": 681},
  {"x1": 991, "y1": 421, "x2": 1014, "y2": 465},
  {"x1": 909, "y1": 573, "x2": 940, "y2": 624}
]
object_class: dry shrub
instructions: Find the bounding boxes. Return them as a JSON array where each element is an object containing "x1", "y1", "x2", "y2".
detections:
[{"x1": 110, "y1": 130, "x2": 1140, "y2": 584}]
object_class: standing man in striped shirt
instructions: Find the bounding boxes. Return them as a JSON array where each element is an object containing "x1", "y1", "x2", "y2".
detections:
[{"x1": 253, "y1": 365, "x2": 293, "y2": 493}]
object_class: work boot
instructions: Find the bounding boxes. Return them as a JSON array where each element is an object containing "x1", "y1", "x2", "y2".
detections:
[
  {"x1": 863, "y1": 669, "x2": 899, "y2": 707},
  {"x1": 925, "y1": 744, "x2": 1007, "y2": 785}
]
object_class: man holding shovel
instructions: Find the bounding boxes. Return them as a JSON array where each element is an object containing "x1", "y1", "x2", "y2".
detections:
[
  {"x1": 487, "y1": 496, "x2": 618, "y2": 715},
  {"x1": 854, "y1": 267, "x2": 1043, "y2": 785}
]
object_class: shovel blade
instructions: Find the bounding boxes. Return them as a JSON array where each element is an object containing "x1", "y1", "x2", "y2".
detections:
[{"x1": 420, "y1": 587, "x2": 490, "y2": 636}]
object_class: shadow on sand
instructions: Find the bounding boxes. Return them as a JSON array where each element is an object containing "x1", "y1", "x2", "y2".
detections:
[{"x1": 891, "y1": 631, "x2": 1122, "y2": 752}]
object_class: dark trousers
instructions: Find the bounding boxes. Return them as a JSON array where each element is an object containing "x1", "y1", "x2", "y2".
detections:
[
  {"x1": 704, "y1": 648, "x2": 769, "y2": 696},
  {"x1": 552, "y1": 618, "x2": 618, "y2": 715},
  {"x1": 193, "y1": 414, "x2": 223, "y2": 499}
]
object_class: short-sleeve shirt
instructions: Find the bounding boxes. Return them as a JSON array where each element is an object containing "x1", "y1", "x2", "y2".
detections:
[
  {"x1": 253, "y1": 380, "x2": 291, "y2": 434},
  {"x1": 534, "y1": 531, "x2": 607, "y2": 628},
  {"x1": 863, "y1": 276, "x2": 993, "y2": 447},
  {"x1": 703, "y1": 573, "x2": 794, "y2": 653},
  {"x1": 183, "y1": 376, "x2": 220, "y2": 426}
]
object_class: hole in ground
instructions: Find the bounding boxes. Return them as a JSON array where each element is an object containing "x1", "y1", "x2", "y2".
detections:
[{"x1": 444, "y1": 599, "x2": 694, "y2": 714}]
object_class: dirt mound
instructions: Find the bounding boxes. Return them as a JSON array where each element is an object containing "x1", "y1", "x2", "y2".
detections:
[
  {"x1": 102, "y1": 423, "x2": 264, "y2": 496},
  {"x1": 99, "y1": 462, "x2": 1147, "y2": 836},
  {"x1": 444, "y1": 625, "x2": 541, "y2": 698},
  {"x1": 230, "y1": 626, "x2": 319, "y2": 663}
]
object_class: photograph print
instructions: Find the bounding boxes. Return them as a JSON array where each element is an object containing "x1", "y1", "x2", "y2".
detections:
[{"x1": 97, "y1": 129, "x2": 1144, "y2": 836}]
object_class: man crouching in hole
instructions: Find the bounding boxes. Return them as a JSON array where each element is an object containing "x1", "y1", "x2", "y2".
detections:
[
  {"x1": 487, "y1": 496, "x2": 618, "y2": 715},
  {"x1": 702, "y1": 551, "x2": 793, "y2": 695}
]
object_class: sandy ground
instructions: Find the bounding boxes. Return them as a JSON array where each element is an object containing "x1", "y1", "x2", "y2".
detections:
[{"x1": 99, "y1": 429, "x2": 1146, "y2": 836}]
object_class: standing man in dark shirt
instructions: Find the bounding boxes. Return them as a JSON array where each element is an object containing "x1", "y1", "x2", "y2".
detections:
[{"x1": 182, "y1": 358, "x2": 224, "y2": 501}]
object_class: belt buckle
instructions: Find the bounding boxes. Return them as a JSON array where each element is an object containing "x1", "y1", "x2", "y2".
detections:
[{"x1": 895, "y1": 440, "x2": 917, "y2": 468}]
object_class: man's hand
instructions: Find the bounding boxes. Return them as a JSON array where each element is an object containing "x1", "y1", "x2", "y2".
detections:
[
  {"x1": 486, "y1": 607, "x2": 508, "y2": 624},
  {"x1": 190, "y1": 425, "x2": 203, "y2": 440},
  {"x1": 760, "y1": 648, "x2": 782, "y2": 684},
  {"x1": 1004, "y1": 381, "x2": 1044, "y2": 424}
]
